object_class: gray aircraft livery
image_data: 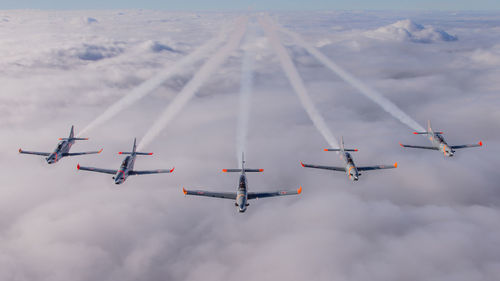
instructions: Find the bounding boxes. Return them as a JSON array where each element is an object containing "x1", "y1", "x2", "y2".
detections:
[
  {"x1": 399, "y1": 120, "x2": 482, "y2": 157},
  {"x1": 77, "y1": 138, "x2": 174, "y2": 184},
  {"x1": 182, "y1": 154, "x2": 301, "y2": 213},
  {"x1": 19, "y1": 126, "x2": 102, "y2": 164},
  {"x1": 301, "y1": 137, "x2": 397, "y2": 181}
]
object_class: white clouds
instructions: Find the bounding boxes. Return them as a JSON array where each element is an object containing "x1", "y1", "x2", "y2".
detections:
[
  {"x1": 366, "y1": 19, "x2": 458, "y2": 43},
  {"x1": 1, "y1": 10, "x2": 500, "y2": 281}
]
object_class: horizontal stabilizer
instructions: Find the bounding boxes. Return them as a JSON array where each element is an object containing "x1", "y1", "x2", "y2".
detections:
[
  {"x1": 413, "y1": 132, "x2": 443, "y2": 135},
  {"x1": 59, "y1": 137, "x2": 89, "y2": 141},
  {"x1": 222, "y1": 168, "x2": 264, "y2": 173},
  {"x1": 324, "y1": 148, "x2": 358, "y2": 152},
  {"x1": 119, "y1": 152, "x2": 153, "y2": 155}
]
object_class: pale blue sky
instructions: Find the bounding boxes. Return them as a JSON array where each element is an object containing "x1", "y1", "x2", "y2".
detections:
[{"x1": 1, "y1": 0, "x2": 499, "y2": 10}]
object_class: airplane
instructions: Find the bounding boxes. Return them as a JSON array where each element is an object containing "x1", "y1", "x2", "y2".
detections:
[
  {"x1": 399, "y1": 120, "x2": 483, "y2": 157},
  {"x1": 182, "y1": 154, "x2": 301, "y2": 213},
  {"x1": 19, "y1": 125, "x2": 102, "y2": 164},
  {"x1": 300, "y1": 136, "x2": 397, "y2": 181},
  {"x1": 77, "y1": 138, "x2": 174, "y2": 184}
]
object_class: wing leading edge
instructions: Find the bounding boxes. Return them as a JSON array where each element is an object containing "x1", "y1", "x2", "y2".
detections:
[
  {"x1": 300, "y1": 162, "x2": 344, "y2": 171},
  {"x1": 182, "y1": 188, "x2": 237, "y2": 200},
  {"x1": 77, "y1": 164, "x2": 117, "y2": 175},
  {"x1": 358, "y1": 163, "x2": 397, "y2": 171},
  {"x1": 18, "y1": 149, "x2": 50, "y2": 156},
  {"x1": 129, "y1": 168, "x2": 175, "y2": 175},
  {"x1": 248, "y1": 186, "x2": 302, "y2": 199}
]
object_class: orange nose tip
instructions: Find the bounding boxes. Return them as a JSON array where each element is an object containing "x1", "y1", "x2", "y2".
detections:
[
  {"x1": 77, "y1": 164, "x2": 80, "y2": 170},
  {"x1": 394, "y1": 162, "x2": 398, "y2": 168},
  {"x1": 479, "y1": 141, "x2": 483, "y2": 146},
  {"x1": 182, "y1": 187, "x2": 187, "y2": 195},
  {"x1": 297, "y1": 186, "x2": 302, "y2": 194}
]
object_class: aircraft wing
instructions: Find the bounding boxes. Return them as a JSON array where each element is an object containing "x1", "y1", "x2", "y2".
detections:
[
  {"x1": 301, "y1": 162, "x2": 344, "y2": 171},
  {"x1": 77, "y1": 164, "x2": 117, "y2": 175},
  {"x1": 182, "y1": 188, "x2": 236, "y2": 200},
  {"x1": 129, "y1": 168, "x2": 174, "y2": 175},
  {"x1": 358, "y1": 163, "x2": 397, "y2": 171},
  {"x1": 248, "y1": 187, "x2": 302, "y2": 200},
  {"x1": 451, "y1": 142, "x2": 482, "y2": 149},
  {"x1": 399, "y1": 144, "x2": 438, "y2": 150},
  {"x1": 18, "y1": 149, "x2": 50, "y2": 156},
  {"x1": 64, "y1": 149, "x2": 103, "y2": 156}
]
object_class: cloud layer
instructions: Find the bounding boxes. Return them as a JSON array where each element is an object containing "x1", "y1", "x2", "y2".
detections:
[{"x1": 1, "y1": 10, "x2": 499, "y2": 281}]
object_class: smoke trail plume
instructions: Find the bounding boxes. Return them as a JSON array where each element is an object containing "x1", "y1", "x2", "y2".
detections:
[
  {"x1": 258, "y1": 15, "x2": 339, "y2": 148},
  {"x1": 137, "y1": 17, "x2": 249, "y2": 150},
  {"x1": 76, "y1": 25, "x2": 231, "y2": 137},
  {"x1": 278, "y1": 25, "x2": 426, "y2": 132},
  {"x1": 236, "y1": 23, "x2": 257, "y2": 168}
]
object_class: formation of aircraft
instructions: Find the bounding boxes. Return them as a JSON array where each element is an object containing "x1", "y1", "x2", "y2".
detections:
[
  {"x1": 77, "y1": 138, "x2": 174, "y2": 184},
  {"x1": 19, "y1": 126, "x2": 102, "y2": 164},
  {"x1": 182, "y1": 154, "x2": 301, "y2": 212},
  {"x1": 300, "y1": 137, "x2": 397, "y2": 181},
  {"x1": 18, "y1": 120, "x2": 484, "y2": 212},
  {"x1": 399, "y1": 121, "x2": 482, "y2": 157}
]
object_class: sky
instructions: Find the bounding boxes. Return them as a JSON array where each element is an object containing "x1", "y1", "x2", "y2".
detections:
[
  {"x1": 1, "y1": 9, "x2": 500, "y2": 281},
  {"x1": 1, "y1": 0, "x2": 500, "y2": 10}
]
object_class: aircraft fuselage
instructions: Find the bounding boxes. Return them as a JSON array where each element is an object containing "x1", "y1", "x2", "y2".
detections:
[
  {"x1": 429, "y1": 133, "x2": 454, "y2": 157},
  {"x1": 46, "y1": 139, "x2": 74, "y2": 164},
  {"x1": 236, "y1": 174, "x2": 249, "y2": 212},
  {"x1": 340, "y1": 152, "x2": 359, "y2": 181},
  {"x1": 113, "y1": 155, "x2": 136, "y2": 184}
]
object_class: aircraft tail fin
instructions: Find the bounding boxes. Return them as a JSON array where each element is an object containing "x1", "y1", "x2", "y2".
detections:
[
  {"x1": 118, "y1": 138, "x2": 151, "y2": 155},
  {"x1": 413, "y1": 120, "x2": 443, "y2": 135},
  {"x1": 59, "y1": 126, "x2": 88, "y2": 140},
  {"x1": 324, "y1": 136, "x2": 357, "y2": 152}
]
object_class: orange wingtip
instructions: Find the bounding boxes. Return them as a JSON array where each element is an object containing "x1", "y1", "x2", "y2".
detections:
[
  {"x1": 259, "y1": 169, "x2": 264, "y2": 172},
  {"x1": 182, "y1": 187, "x2": 187, "y2": 195},
  {"x1": 394, "y1": 162, "x2": 398, "y2": 168},
  {"x1": 98, "y1": 149, "x2": 103, "y2": 153},
  {"x1": 170, "y1": 167, "x2": 175, "y2": 173},
  {"x1": 300, "y1": 161, "x2": 305, "y2": 167},
  {"x1": 297, "y1": 186, "x2": 302, "y2": 194},
  {"x1": 77, "y1": 164, "x2": 80, "y2": 170},
  {"x1": 479, "y1": 141, "x2": 483, "y2": 146},
  {"x1": 222, "y1": 169, "x2": 227, "y2": 172}
]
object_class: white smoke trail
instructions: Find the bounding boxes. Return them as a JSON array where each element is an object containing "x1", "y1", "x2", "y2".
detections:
[
  {"x1": 77, "y1": 24, "x2": 232, "y2": 137},
  {"x1": 258, "y1": 15, "x2": 339, "y2": 148},
  {"x1": 277, "y1": 25, "x2": 426, "y2": 132},
  {"x1": 236, "y1": 23, "x2": 257, "y2": 168},
  {"x1": 137, "y1": 17, "x2": 249, "y2": 150}
]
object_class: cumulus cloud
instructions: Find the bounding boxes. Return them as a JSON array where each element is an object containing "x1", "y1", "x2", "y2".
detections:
[
  {"x1": 366, "y1": 19, "x2": 458, "y2": 43},
  {"x1": 1, "y1": 10, "x2": 499, "y2": 281}
]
